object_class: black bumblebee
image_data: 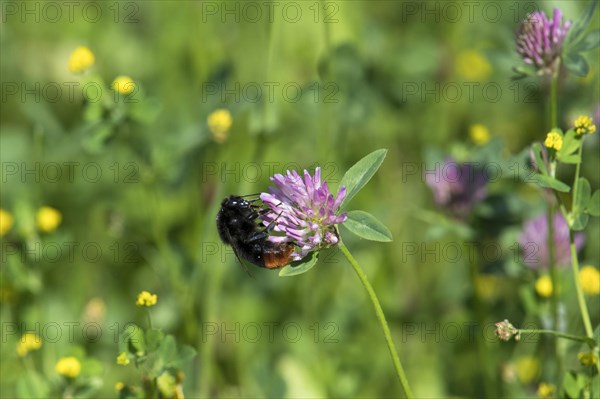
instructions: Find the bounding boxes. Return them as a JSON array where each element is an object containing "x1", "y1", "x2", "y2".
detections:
[{"x1": 216, "y1": 195, "x2": 295, "y2": 269}]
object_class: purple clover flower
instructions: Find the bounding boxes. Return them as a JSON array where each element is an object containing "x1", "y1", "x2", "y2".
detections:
[
  {"x1": 260, "y1": 167, "x2": 347, "y2": 261},
  {"x1": 425, "y1": 158, "x2": 488, "y2": 220},
  {"x1": 516, "y1": 8, "x2": 571, "y2": 75},
  {"x1": 519, "y1": 213, "x2": 585, "y2": 269}
]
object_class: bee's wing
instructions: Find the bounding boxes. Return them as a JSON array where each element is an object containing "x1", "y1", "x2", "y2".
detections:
[{"x1": 224, "y1": 229, "x2": 254, "y2": 278}]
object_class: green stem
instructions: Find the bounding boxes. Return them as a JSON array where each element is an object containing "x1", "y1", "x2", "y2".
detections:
[
  {"x1": 338, "y1": 241, "x2": 413, "y2": 399},
  {"x1": 572, "y1": 145, "x2": 583, "y2": 198},
  {"x1": 549, "y1": 65, "x2": 559, "y2": 129},
  {"x1": 547, "y1": 204, "x2": 558, "y2": 332},
  {"x1": 146, "y1": 309, "x2": 153, "y2": 330},
  {"x1": 568, "y1": 143, "x2": 593, "y2": 339},
  {"x1": 569, "y1": 233, "x2": 594, "y2": 339},
  {"x1": 547, "y1": 67, "x2": 560, "y2": 377},
  {"x1": 519, "y1": 329, "x2": 596, "y2": 347}
]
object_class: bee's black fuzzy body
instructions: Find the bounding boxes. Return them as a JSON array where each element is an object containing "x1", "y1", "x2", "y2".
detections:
[{"x1": 216, "y1": 195, "x2": 294, "y2": 269}]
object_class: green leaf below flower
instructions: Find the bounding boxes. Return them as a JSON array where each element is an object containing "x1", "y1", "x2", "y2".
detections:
[
  {"x1": 279, "y1": 251, "x2": 319, "y2": 277},
  {"x1": 531, "y1": 143, "x2": 547, "y2": 175},
  {"x1": 157, "y1": 334, "x2": 177, "y2": 366},
  {"x1": 342, "y1": 210, "x2": 393, "y2": 242},
  {"x1": 571, "y1": 213, "x2": 590, "y2": 231},
  {"x1": 120, "y1": 323, "x2": 145, "y2": 355},
  {"x1": 556, "y1": 129, "x2": 582, "y2": 162},
  {"x1": 573, "y1": 29, "x2": 600, "y2": 52},
  {"x1": 588, "y1": 190, "x2": 600, "y2": 217},
  {"x1": 562, "y1": 371, "x2": 588, "y2": 399},
  {"x1": 532, "y1": 174, "x2": 571, "y2": 192},
  {"x1": 145, "y1": 328, "x2": 165, "y2": 352},
  {"x1": 567, "y1": 1, "x2": 598, "y2": 46},
  {"x1": 574, "y1": 177, "x2": 592, "y2": 214},
  {"x1": 339, "y1": 149, "x2": 387, "y2": 209},
  {"x1": 563, "y1": 52, "x2": 590, "y2": 77}
]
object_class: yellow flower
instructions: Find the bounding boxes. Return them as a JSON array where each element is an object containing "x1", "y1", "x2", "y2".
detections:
[
  {"x1": 455, "y1": 50, "x2": 492, "y2": 80},
  {"x1": 116, "y1": 352, "x2": 130, "y2": 365},
  {"x1": 469, "y1": 124, "x2": 490, "y2": 145},
  {"x1": 537, "y1": 382, "x2": 556, "y2": 398},
  {"x1": 574, "y1": 115, "x2": 596, "y2": 135},
  {"x1": 115, "y1": 382, "x2": 125, "y2": 391},
  {"x1": 515, "y1": 356, "x2": 540, "y2": 384},
  {"x1": 36, "y1": 206, "x2": 62, "y2": 233},
  {"x1": 16, "y1": 333, "x2": 42, "y2": 357},
  {"x1": 157, "y1": 371, "x2": 177, "y2": 398},
  {"x1": 207, "y1": 109, "x2": 233, "y2": 143},
  {"x1": 136, "y1": 290, "x2": 157, "y2": 307},
  {"x1": 535, "y1": 275, "x2": 553, "y2": 298},
  {"x1": 68, "y1": 46, "x2": 95, "y2": 73},
  {"x1": 578, "y1": 351, "x2": 598, "y2": 367},
  {"x1": 0, "y1": 208, "x2": 14, "y2": 236},
  {"x1": 55, "y1": 356, "x2": 81, "y2": 378},
  {"x1": 112, "y1": 75, "x2": 135, "y2": 95},
  {"x1": 544, "y1": 131, "x2": 563, "y2": 151},
  {"x1": 579, "y1": 266, "x2": 600, "y2": 295}
]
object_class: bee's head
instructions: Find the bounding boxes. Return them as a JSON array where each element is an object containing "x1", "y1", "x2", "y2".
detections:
[{"x1": 221, "y1": 195, "x2": 251, "y2": 209}]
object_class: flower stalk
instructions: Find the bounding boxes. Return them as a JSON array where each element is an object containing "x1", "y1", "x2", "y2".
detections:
[
  {"x1": 338, "y1": 240, "x2": 413, "y2": 399},
  {"x1": 569, "y1": 143, "x2": 594, "y2": 339},
  {"x1": 547, "y1": 66, "x2": 560, "y2": 375},
  {"x1": 519, "y1": 329, "x2": 596, "y2": 347}
]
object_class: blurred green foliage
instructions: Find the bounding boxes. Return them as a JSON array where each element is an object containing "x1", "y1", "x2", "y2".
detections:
[{"x1": 1, "y1": 1, "x2": 599, "y2": 398}]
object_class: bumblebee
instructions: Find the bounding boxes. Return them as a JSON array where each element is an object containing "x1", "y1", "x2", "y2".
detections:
[{"x1": 216, "y1": 195, "x2": 295, "y2": 269}]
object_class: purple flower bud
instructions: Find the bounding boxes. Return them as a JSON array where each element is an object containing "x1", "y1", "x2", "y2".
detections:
[
  {"x1": 519, "y1": 212, "x2": 585, "y2": 269},
  {"x1": 425, "y1": 158, "x2": 488, "y2": 220},
  {"x1": 516, "y1": 8, "x2": 571, "y2": 75},
  {"x1": 260, "y1": 167, "x2": 347, "y2": 261}
]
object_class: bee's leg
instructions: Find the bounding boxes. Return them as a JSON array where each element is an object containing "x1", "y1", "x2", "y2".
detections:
[
  {"x1": 245, "y1": 207, "x2": 270, "y2": 220},
  {"x1": 245, "y1": 230, "x2": 269, "y2": 242},
  {"x1": 246, "y1": 211, "x2": 283, "y2": 242},
  {"x1": 261, "y1": 210, "x2": 283, "y2": 233}
]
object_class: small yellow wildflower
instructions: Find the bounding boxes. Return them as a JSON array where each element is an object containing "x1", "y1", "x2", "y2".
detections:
[
  {"x1": 574, "y1": 115, "x2": 596, "y2": 135},
  {"x1": 537, "y1": 382, "x2": 556, "y2": 398},
  {"x1": 578, "y1": 351, "x2": 598, "y2": 367},
  {"x1": 16, "y1": 333, "x2": 42, "y2": 357},
  {"x1": 469, "y1": 124, "x2": 491, "y2": 145},
  {"x1": 68, "y1": 46, "x2": 95, "y2": 73},
  {"x1": 515, "y1": 356, "x2": 540, "y2": 384},
  {"x1": 535, "y1": 275, "x2": 553, "y2": 298},
  {"x1": 455, "y1": 50, "x2": 492, "y2": 80},
  {"x1": 136, "y1": 290, "x2": 157, "y2": 307},
  {"x1": 55, "y1": 356, "x2": 81, "y2": 378},
  {"x1": 36, "y1": 206, "x2": 62, "y2": 233},
  {"x1": 112, "y1": 76, "x2": 135, "y2": 95},
  {"x1": 115, "y1": 382, "x2": 125, "y2": 391},
  {"x1": 116, "y1": 351, "x2": 130, "y2": 365},
  {"x1": 579, "y1": 265, "x2": 600, "y2": 295},
  {"x1": 157, "y1": 371, "x2": 177, "y2": 398},
  {"x1": 544, "y1": 131, "x2": 563, "y2": 151},
  {"x1": 207, "y1": 109, "x2": 233, "y2": 143},
  {"x1": 0, "y1": 208, "x2": 14, "y2": 236}
]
